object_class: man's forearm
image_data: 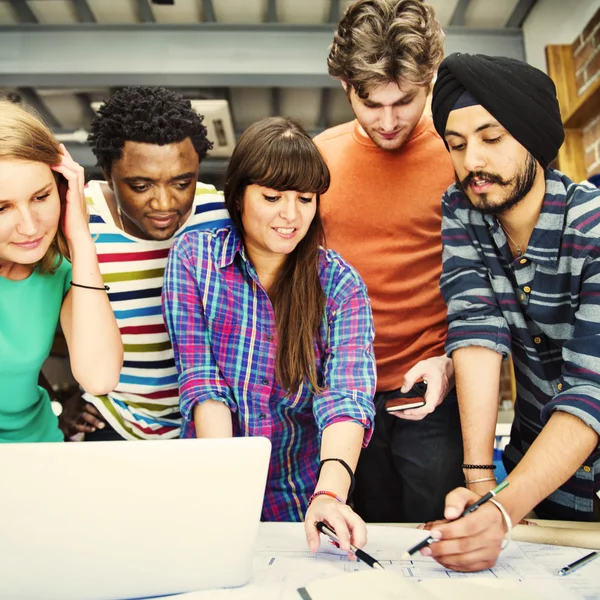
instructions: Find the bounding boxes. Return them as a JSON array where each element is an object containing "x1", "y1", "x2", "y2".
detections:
[
  {"x1": 453, "y1": 346, "x2": 503, "y2": 490},
  {"x1": 454, "y1": 346, "x2": 503, "y2": 462},
  {"x1": 500, "y1": 411, "x2": 598, "y2": 523}
]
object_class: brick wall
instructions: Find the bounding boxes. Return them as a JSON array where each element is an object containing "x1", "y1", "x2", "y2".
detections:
[
  {"x1": 572, "y1": 7, "x2": 600, "y2": 178},
  {"x1": 584, "y1": 116, "x2": 600, "y2": 177}
]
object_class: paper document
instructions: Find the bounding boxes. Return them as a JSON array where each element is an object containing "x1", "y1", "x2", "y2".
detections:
[
  {"x1": 298, "y1": 570, "x2": 545, "y2": 600},
  {"x1": 161, "y1": 523, "x2": 600, "y2": 600}
]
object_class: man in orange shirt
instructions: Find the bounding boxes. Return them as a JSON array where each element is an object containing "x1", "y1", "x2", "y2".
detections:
[{"x1": 315, "y1": 0, "x2": 463, "y2": 522}]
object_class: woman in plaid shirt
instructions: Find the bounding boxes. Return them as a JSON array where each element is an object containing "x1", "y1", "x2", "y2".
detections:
[{"x1": 163, "y1": 117, "x2": 376, "y2": 555}]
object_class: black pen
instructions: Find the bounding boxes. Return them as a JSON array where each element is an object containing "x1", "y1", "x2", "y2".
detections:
[
  {"x1": 316, "y1": 521, "x2": 384, "y2": 570},
  {"x1": 403, "y1": 481, "x2": 510, "y2": 557},
  {"x1": 558, "y1": 551, "x2": 599, "y2": 576}
]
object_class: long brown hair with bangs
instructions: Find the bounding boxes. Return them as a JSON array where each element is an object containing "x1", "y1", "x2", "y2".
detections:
[
  {"x1": 0, "y1": 100, "x2": 69, "y2": 274},
  {"x1": 224, "y1": 117, "x2": 330, "y2": 394}
]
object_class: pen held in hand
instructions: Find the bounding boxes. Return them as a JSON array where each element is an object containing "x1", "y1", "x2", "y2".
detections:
[
  {"x1": 402, "y1": 480, "x2": 510, "y2": 558},
  {"x1": 315, "y1": 521, "x2": 384, "y2": 570},
  {"x1": 401, "y1": 534, "x2": 438, "y2": 559}
]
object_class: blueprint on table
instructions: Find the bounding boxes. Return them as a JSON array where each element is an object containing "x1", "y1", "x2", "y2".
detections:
[{"x1": 166, "y1": 522, "x2": 600, "y2": 600}]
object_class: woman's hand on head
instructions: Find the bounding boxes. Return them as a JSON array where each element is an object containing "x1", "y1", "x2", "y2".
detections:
[
  {"x1": 304, "y1": 495, "x2": 367, "y2": 560},
  {"x1": 50, "y1": 144, "x2": 89, "y2": 245}
]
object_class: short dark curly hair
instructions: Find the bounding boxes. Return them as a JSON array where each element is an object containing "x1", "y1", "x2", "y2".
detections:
[
  {"x1": 88, "y1": 86, "x2": 213, "y2": 172},
  {"x1": 328, "y1": 0, "x2": 444, "y2": 99}
]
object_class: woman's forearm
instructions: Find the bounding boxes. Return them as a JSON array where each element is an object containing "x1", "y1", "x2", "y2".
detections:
[
  {"x1": 316, "y1": 421, "x2": 365, "y2": 500},
  {"x1": 62, "y1": 235, "x2": 123, "y2": 395},
  {"x1": 193, "y1": 400, "x2": 233, "y2": 438}
]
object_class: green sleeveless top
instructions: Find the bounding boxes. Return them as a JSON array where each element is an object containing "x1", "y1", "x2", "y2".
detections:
[{"x1": 0, "y1": 259, "x2": 71, "y2": 442}]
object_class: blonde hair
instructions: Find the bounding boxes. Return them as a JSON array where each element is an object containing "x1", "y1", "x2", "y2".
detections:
[
  {"x1": 328, "y1": 0, "x2": 445, "y2": 98},
  {"x1": 0, "y1": 99, "x2": 68, "y2": 274}
]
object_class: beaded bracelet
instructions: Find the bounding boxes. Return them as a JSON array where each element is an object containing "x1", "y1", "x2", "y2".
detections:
[
  {"x1": 317, "y1": 458, "x2": 356, "y2": 496},
  {"x1": 70, "y1": 281, "x2": 110, "y2": 291},
  {"x1": 462, "y1": 463, "x2": 496, "y2": 470},
  {"x1": 307, "y1": 490, "x2": 345, "y2": 507}
]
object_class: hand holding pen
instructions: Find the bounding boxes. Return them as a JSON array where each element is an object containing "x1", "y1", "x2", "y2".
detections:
[
  {"x1": 404, "y1": 481, "x2": 510, "y2": 558},
  {"x1": 304, "y1": 493, "x2": 368, "y2": 558},
  {"x1": 316, "y1": 521, "x2": 384, "y2": 569}
]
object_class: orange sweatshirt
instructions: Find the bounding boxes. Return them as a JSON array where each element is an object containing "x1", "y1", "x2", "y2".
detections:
[{"x1": 315, "y1": 116, "x2": 455, "y2": 391}]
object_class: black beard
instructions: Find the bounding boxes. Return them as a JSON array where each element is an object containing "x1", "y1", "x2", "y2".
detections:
[{"x1": 457, "y1": 153, "x2": 538, "y2": 215}]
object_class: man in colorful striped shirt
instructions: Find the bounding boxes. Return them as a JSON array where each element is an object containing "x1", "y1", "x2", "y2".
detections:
[
  {"x1": 426, "y1": 54, "x2": 600, "y2": 572},
  {"x1": 60, "y1": 87, "x2": 229, "y2": 440}
]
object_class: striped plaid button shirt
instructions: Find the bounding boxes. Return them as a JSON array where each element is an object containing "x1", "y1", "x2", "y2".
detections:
[
  {"x1": 162, "y1": 226, "x2": 376, "y2": 522},
  {"x1": 440, "y1": 169, "x2": 600, "y2": 520},
  {"x1": 84, "y1": 181, "x2": 230, "y2": 439}
]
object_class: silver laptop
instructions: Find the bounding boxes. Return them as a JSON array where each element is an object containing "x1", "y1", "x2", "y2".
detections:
[{"x1": 0, "y1": 437, "x2": 271, "y2": 600}]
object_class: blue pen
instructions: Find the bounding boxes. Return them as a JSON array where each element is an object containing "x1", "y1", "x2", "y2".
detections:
[{"x1": 558, "y1": 551, "x2": 599, "y2": 577}]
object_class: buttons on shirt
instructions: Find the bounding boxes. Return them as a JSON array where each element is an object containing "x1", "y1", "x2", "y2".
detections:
[
  {"x1": 583, "y1": 465, "x2": 591, "y2": 473},
  {"x1": 523, "y1": 286, "x2": 532, "y2": 293},
  {"x1": 519, "y1": 258, "x2": 528, "y2": 265},
  {"x1": 259, "y1": 413, "x2": 267, "y2": 420},
  {"x1": 261, "y1": 377, "x2": 269, "y2": 385},
  {"x1": 266, "y1": 335, "x2": 274, "y2": 342},
  {"x1": 557, "y1": 383, "x2": 563, "y2": 391},
  {"x1": 520, "y1": 293, "x2": 526, "y2": 302},
  {"x1": 534, "y1": 336, "x2": 542, "y2": 344}
]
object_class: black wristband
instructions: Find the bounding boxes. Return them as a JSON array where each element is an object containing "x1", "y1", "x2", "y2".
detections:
[
  {"x1": 461, "y1": 463, "x2": 497, "y2": 470},
  {"x1": 317, "y1": 458, "x2": 355, "y2": 496},
  {"x1": 70, "y1": 281, "x2": 110, "y2": 291}
]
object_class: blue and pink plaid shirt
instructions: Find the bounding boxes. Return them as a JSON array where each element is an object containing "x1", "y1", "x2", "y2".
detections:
[{"x1": 162, "y1": 226, "x2": 376, "y2": 521}]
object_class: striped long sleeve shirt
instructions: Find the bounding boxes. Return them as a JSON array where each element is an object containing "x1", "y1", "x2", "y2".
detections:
[
  {"x1": 162, "y1": 226, "x2": 376, "y2": 522},
  {"x1": 83, "y1": 181, "x2": 230, "y2": 440},
  {"x1": 440, "y1": 169, "x2": 600, "y2": 520}
]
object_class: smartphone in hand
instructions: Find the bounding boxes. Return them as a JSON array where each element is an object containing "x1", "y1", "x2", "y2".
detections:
[{"x1": 385, "y1": 381, "x2": 427, "y2": 412}]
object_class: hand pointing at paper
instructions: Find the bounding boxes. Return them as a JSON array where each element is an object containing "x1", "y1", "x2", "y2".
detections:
[
  {"x1": 304, "y1": 421, "x2": 368, "y2": 559},
  {"x1": 305, "y1": 494, "x2": 367, "y2": 560}
]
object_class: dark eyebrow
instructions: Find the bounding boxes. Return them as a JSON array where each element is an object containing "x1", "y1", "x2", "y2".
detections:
[
  {"x1": 122, "y1": 176, "x2": 154, "y2": 184},
  {"x1": 364, "y1": 94, "x2": 414, "y2": 108},
  {"x1": 475, "y1": 122, "x2": 503, "y2": 134},
  {"x1": 170, "y1": 172, "x2": 196, "y2": 182},
  {"x1": 445, "y1": 122, "x2": 503, "y2": 138},
  {"x1": 122, "y1": 172, "x2": 196, "y2": 184}
]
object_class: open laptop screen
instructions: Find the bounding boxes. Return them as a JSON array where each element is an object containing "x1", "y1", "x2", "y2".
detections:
[{"x1": 0, "y1": 437, "x2": 271, "y2": 600}]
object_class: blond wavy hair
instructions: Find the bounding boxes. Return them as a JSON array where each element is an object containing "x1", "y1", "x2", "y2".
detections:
[
  {"x1": 0, "y1": 99, "x2": 69, "y2": 274},
  {"x1": 328, "y1": 0, "x2": 445, "y2": 98}
]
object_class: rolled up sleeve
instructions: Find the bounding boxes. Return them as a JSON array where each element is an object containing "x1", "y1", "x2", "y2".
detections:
[{"x1": 312, "y1": 275, "x2": 376, "y2": 447}]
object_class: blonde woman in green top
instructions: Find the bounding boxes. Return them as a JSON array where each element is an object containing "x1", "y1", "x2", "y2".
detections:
[{"x1": 0, "y1": 100, "x2": 123, "y2": 442}]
